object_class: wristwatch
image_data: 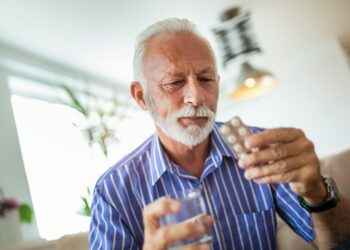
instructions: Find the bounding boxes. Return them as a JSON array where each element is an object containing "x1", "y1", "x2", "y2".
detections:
[{"x1": 298, "y1": 176, "x2": 340, "y2": 213}]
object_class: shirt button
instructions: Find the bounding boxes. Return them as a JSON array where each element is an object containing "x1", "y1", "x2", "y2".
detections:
[{"x1": 198, "y1": 184, "x2": 204, "y2": 190}]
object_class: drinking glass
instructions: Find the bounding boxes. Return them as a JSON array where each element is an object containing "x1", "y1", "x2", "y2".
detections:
[{"x1": 160, "y1": 188, "x2": 212, "y2": 248}]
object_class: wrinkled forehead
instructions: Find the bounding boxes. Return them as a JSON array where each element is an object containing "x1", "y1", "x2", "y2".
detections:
[{"x1": 144, "y1": 33, "x2": 217, "y2": 76}]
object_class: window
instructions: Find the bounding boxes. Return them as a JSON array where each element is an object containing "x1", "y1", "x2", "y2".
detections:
[{"x1": 9, "y1": 76, "x2": 154, "y2": 240}]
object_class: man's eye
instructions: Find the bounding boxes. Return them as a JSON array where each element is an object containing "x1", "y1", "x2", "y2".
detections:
[
  {"x1": 199, "y1": 78, "x2": 213, "y2": 84},
  {"x1": 171, "y1": 80, "x2": 184, "y2": 85},
  {"x1": 161, "y1": 80, "x2": 184, "y2": 92}
]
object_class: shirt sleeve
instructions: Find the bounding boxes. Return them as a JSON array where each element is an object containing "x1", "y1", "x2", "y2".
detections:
[
  {"x1": 271, "y1": 183, "x2": 315, "y2": 242},
  {"x1": 89, "y1": 185, "x2": 140, "y2": 250}
]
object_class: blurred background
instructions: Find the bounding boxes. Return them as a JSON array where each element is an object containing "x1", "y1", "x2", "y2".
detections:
[{"x1": 0, "y1": 0, "x2": 350, "y2": 249}]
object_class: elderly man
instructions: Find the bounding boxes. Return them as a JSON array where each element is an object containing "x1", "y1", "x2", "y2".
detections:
[{"x1": 89, "y1": 18, "x2": 350, "y2": 250}]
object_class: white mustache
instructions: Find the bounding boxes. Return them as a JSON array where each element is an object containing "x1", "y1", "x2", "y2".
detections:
[{"x1": 172, "y1": 106, "x2": 213, "y2": 119}]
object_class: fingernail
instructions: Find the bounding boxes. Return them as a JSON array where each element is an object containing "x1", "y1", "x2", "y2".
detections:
[
  {"x1": 244, "y1": 139, "x2": 252, "y2": 149},
  {"x1": 244, "y1": 170, "x2": 253, "y2": 179},
  {"x1": 238, "y1": 157, "x2": 249, "y2": 167},
  {"x1": 254, "y1": 178, "x2": 264, "y2": 184},
  {"x1": 207, "y1": 215, "x2": 215, "y2": 225}
]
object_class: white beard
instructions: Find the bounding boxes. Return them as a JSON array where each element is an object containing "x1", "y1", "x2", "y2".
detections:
[{"x1": 145, "y1": 95, "x2": 216, "y2": 146}]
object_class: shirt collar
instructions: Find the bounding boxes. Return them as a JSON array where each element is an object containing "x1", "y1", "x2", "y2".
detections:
[
  {"x1": 148, "y1": 122, "x2": 239, "y2": 186},
  {"x1": 149, "y1": 134, "x2": 170, "y2": 186}
]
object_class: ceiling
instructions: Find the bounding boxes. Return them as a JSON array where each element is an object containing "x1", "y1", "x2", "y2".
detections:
[{"x1": 0, "y1": 0, "x2": 350, "y2": 86}]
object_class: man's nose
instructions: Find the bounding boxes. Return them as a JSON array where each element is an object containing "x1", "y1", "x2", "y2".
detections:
[{"x1": 183, "y1": 78, "x2": 205, "y2": 107}]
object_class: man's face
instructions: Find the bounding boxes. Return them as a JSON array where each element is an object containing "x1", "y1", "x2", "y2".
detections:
[{"x1": 143, "y1": 33, "x2": 219, "y2": 146}]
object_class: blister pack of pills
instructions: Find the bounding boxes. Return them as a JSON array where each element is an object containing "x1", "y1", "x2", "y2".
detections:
[{"x1": 219, "y1": 116, "x2": 257, "y2": 158}]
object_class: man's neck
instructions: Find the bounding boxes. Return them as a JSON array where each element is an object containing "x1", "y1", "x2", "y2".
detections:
[{"x1": 155, "y1": 127, "x2": 211, "y2": 179}]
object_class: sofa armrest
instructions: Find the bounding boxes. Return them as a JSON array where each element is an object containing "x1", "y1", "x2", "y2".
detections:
[
  {"x1": 55, "y1": 232, "x2": 88, "y2": 250},
  {"x1": 320, "y1": 149, "x2": 350, "y2": 200}
]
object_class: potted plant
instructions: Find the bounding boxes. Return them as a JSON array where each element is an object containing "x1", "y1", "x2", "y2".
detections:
[{"x1": 0, "y1": 188, "x2": 33, "y2": 245}]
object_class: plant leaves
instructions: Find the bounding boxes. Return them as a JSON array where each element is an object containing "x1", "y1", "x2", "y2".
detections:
[
  {"x1": 99, "y1": 137, "x2": 108, "y2": 157},
  {"x1": 62, "y1": 85, "x2": 88, "y2": 117},
  {"x1": 19, "y1": 204, "x2": 33, "y2": 224},
  {"x1": 79, "y1": 196, "x2": 91, "y2": 217},
  {"x1": 84, "y1": 127, "x2": 95, "y2": 146}
]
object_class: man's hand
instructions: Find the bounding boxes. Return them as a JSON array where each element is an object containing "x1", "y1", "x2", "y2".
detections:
[
  {"x1": 142, "y1": 198, "x2": 213, "y2": 250},
  {"x1": 238, "y1": 128, "x2": 327, "y2": 204}
]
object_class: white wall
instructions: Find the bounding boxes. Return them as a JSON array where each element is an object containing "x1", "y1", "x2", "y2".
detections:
[
  {"x1": 217, "y1": 38, "x2": 350, "y2": 158},
  {"x1": 216, "y1": 1, "x2": 350, "y2": 158},
  {"x1": 0, "y1": 72, "x2": 39, "y2": 244}
]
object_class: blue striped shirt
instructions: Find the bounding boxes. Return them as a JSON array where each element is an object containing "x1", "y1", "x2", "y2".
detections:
[{"x1": 89, "y1": 123, "x2": 315, "y2": 249}]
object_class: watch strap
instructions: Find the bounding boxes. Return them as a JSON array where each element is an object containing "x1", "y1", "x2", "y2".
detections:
[
  {"x1": 299, "y1": 195, "x2": 337, "y2": 213},
  {"x1": 298, "y1": 176, "x2": 339, "y2": 213}
]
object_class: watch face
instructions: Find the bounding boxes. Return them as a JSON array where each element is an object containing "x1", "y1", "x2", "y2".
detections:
[{"x1": 327, "y1": 176, "x2": 340, "y2": 202}]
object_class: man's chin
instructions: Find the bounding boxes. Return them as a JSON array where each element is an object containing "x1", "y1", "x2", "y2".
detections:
[{"x1": 154, "y1": 115, "x2": 215, "y2": 146}]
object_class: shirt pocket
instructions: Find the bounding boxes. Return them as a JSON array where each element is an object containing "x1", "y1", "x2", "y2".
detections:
[{"x1": 230, "y1": 208, "x2": 277, "y2": 250}]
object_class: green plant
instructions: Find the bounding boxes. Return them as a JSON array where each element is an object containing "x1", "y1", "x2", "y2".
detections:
[
  {"x1": 0, "y1": 189, "x2": 33, "y2": 224},
  {"x1": 78, "y1": 187, "x2": 91, "y2": 217},
  {"x1": 61, "y1": 84, "x2": 124, "y2": 216},
  {"x1": 62, "y1": 84, "x2": 120, "y2": 157}
]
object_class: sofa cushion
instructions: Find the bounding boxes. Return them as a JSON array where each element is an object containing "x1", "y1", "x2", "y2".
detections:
[
  {"x1": 320, "y1": 149, "x2": 350, "y2": 200},
  {"x1": 277, "y1": 148, "x2": 350, "y2": 250},
  {"x1": 55, "y1": 232, "x2": 88, "y2": 250}
]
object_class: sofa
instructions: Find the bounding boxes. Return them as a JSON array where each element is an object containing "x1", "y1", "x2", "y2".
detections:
[
  {"x1": 277, "y1": 149, "x2": 350, "y2": 250},
  {"x1": 55, "y1": 149, "x2": 350, "y2": 250}
]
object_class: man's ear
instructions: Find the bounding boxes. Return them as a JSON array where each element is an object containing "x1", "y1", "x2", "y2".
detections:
[{"x1": 130, "y1": 81, "x2": 148, "y2": 110}]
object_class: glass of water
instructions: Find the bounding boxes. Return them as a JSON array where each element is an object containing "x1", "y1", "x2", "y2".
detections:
[{"x1": 160, "y1": 188, "x2": 212, "y2": 248}]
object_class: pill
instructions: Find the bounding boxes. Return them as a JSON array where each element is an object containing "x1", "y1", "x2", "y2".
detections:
[
  {"x1": 227, "y1": 135, "x2": 237, "y2": 144},
  {"x1": 220, "y1": 124, "x2": 230, "y2": 135},
  {"x1": 230, "y1": 117, "x2": 241, "y2": 127}
]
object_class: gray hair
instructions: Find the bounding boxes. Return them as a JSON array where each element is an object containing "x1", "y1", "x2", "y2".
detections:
[{"x1": 133, "y1": 18, "x2": 216, "y2": 90}]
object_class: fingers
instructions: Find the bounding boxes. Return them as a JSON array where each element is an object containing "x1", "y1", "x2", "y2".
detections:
[
  {"x1": 177, "y1": 243, "x2": 211, "y2": 250},
  {"x1": 252, "y1": 165, "x2": 319, "y2": 185},
  {"x1": 252, "y1": 171, "x2": 294, "y2": 184},
  {"x1": 143, "y1": 198, "x2": 180, "y2": 231},
  {"x1": 232, "y1": 127, "x2": 323, "y2": 199},
  {"x1": 244, "y1": 128, "x2": 304, "y2": 149},
  {"x1": 188, "y1": 214, "x2": 214, "y2": 236},
  {"x1": 238, "y1": 139, "x2": 305, "y2": 169},
  {"x1": 239, "y1": 130, "x2": 315, "y2": 169},
  {"x1": 243, "y1": 155, "x2": 308, "y2": 181},
  {"x1": 143, "y1": 200, "x2": 214, "y2": 250},
  {"x1": 154, "y1": 218, "x2": 211, "y2": 247},
  {"x1": 192, "y1": 214, "x2": 214, "y2": 228},
  {"x1": 240, "y1": 151, "x2": 320, "y2": 187}
]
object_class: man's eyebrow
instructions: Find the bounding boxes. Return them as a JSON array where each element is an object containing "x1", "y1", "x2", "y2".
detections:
[
  {"x1": 197, "y1": 67, "x2": 215, "y2": 75},
  {"x1": 158, "y1": 70, "x2": 182, "y2": 82},
  {"x1": 167, "y1": 71, "x2": 184, "y2": 77},
  {"x1": 163, "y1": 67, "x2": 216, "y2": 79}
]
